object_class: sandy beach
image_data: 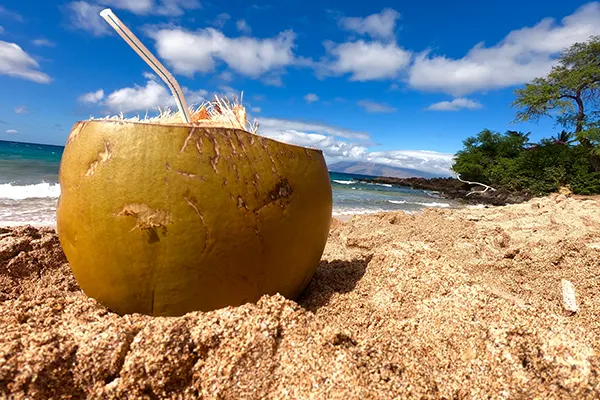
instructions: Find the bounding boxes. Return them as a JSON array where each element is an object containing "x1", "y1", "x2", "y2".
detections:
[{"x1": 2, "y1": 193, "x2": 600, "y2": 398}]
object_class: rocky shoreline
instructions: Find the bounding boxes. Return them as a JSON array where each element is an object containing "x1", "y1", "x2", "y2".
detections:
[{"x1": 357, "y1": 176, "x2": 534, "y2": 206}]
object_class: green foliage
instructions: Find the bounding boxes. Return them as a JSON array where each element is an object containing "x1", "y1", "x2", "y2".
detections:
[
  {"x1": 453, "y1": 36, "x2": 600, "y2": 195},
  {"x1": 452, "y1": 129, "x2": 600, "y2": 196},
  {"x1": 512, "y1": 35, "x2": 600, "y2": 146}
]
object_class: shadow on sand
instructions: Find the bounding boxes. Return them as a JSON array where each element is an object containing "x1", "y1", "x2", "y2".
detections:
[{"x1": 298, "y1": 255, "x2": 373, "y2": 312}]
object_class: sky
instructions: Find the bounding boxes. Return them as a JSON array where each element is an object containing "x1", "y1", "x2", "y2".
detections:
[{"x1": 0, "y1": 0, "x2": 599, "y2": 175}]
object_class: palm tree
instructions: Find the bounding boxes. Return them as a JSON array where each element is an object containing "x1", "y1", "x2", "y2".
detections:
[
  {"x1": 551, "y1": 130, "x2": 575, "y2": 146},
  {"x1": 506, "y1": 130, "x2": 538, "y2": 150}
]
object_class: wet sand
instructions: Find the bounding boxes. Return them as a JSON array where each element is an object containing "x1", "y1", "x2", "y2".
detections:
[{"x1": 1, "y1": 193, "x2": 600, "y2": 399}]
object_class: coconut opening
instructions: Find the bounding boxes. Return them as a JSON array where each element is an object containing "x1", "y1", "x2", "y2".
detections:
[{"x1": 91, "y1": 94, "x2": 260, "y2": 134}]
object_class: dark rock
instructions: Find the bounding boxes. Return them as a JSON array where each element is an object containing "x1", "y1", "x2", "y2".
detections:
[{"x1": 356, "y1": 177, "x2": 533, "y2": 206}]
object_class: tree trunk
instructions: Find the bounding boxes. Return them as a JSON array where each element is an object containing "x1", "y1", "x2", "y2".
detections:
[
  {"x1": 575, "y1": 95, "x2": 585, "y2": 133},
  {"x1": 573, "y1": 92, "x2": 600, "y2": 171}
]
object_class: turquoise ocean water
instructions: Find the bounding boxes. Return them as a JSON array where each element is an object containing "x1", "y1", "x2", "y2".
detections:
[{"x1": 0, "y1": 139, "x2": 460, "y2": 226}]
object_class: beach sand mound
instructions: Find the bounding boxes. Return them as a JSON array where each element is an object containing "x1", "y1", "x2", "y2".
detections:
[{"x1": 2, "y1": 194, "x2": 600, "y2": 399}]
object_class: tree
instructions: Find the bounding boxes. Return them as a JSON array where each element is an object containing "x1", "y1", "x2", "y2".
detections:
[
  {"x1": 551, "y1": 130, "x2": 575, "y2": 146},
  {"x1": 511, "y1": 36, "x2": 600, "y2": 148},
  {"x1": 452, "y1": 129, "x2": 600, "y2": 196}
]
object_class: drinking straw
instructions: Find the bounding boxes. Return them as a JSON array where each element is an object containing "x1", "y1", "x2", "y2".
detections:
[{"x1": 99, "y1": 8, "x2": 192, "y2": 123}]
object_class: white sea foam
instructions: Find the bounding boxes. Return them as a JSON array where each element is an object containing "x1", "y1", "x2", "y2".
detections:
[
  {"x1": 415, "y1": 201, "x2": 451, "y2": 208},
  {"x1": 0, "y1": 183, "x2": 61, "y2": 200},
  {"x1": 388, "y1": 199, "x2": 451, "y2": 208},
  {"x1": 333, "y1": 180, "x2": 358, "y2": 185},
  {"x1": 332, "y1": 208, "x2": 388, "y2": 216}
]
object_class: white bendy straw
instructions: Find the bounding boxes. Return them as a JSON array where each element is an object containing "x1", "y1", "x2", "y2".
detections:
[{"x1": 99, "y1": 8, "x2": 192, "y2": 123}]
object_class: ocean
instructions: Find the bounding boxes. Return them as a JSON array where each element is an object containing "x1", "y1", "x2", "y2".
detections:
[{"x1": 0, "y1": 139, "x2": 460, "y2": 226}]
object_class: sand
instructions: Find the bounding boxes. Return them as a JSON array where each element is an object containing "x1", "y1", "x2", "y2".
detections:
[{"x1": 1, "y1": 193, "x2": 600, "y2": 399}]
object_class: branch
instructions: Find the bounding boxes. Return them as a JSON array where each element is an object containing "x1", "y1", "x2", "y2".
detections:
[{"x1": 456, "y1": 175, "x2": 497, "y2": 196}]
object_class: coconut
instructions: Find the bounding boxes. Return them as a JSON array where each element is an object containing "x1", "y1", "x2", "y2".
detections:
[{"x1": 56, "y1": 98, "x2": 332, "y2": 316}]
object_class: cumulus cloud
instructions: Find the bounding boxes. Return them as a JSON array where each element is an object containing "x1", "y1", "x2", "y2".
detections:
[
  {"x1": 78, "y1": 89, "x2": 105, "y2": 104},
  {"x1": 219, "y1": 71, "x2": 233, "y2": 81},
  {"x1": 338, "y1": 8, "x2": 400, "y2": 40},
  {"x1": 0, "y1": 6, "x2": 24, "y2": 22},
  {"x1": 408, "y1": 2, "x2": 600, "y2": 96},
  {"x1": 32, "y1": 39, "x2": 56, "y2": 47},
  {"x1": 426, "y1": 97, "x2": 483, "y2": 111},
  {"x1": 304, "y1": 93, "x2": 319, "y2": 103},
  {"x1": 66, "y1": 1, "x2": 201, "y2": 36},
  {"x1": 365, "y1": 150, "x2": 454, "y2": 176},
  {"x1": 85, "y1": 80, "x2": 206, "y2": 114},
  {"x1": 150, "y1": 27, "x2": 297, "y2": 80},
  {"x1": 258, "y1": 118, "x2": 370, "y2": 141},
  {"x1": 65, "y1": 2, "x2": 110, "y2": 36},
  {"x1": 101, "y1": 0, "x2": 200, "y2": 16},
  {"x1": 258, "y1": 128, "x2": 368, "y2": 164},
  {"x1": 14, "y1": 105, "x2": 28, "y2": 114},
  {"x1": 0, "y1": 41, "x2": 51, "y2": 83},
  {"x1": 236, "y1": 19, "x2": 252, "y2": 35},
  {"x1": 255, "y1": 118, "x2": 453, "y2": 174},
  {"x1": 357, "y1": 100, "x2": 396, "y2": 113},
  {"x1": 320, "y1": 40, "x2": 411, "y2": 81},
  {"x1": 106, "y1": 80, "x2": 207, "y2": 113},
  {"x1": 212, "y1": 13, "x2": 230, "y2": 28}
]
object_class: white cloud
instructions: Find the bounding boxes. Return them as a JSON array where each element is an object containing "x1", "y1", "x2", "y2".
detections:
[
  {"x1": 255, "y1": 118, "x2": 453, "y2": 174},
  {"x1": 258, "y1": 118, "x2": 370, "y2": 141},
  {"x1": 219, "y1": 71, "x2": 233, "y2": 81},
  {"x1": 67, "y1": 1, "x2": 201, "y2": 35},
  {"x1": 0, "y1": 26, "x2": 4, "y2": 34},
  {"x1": 217, "y1": 85, "x2": 239, "y2": 98},
  {"x1": 32, "y1": 38, "x2": 55, "y2": 47},
  {"x1": 408, "y1": 2, "x2": 600, "y2": 96},
  {"x1": 366, "y1": 150, "x2": 454, "y2": 176},
  {"x1": 236, "y1": 19, "x2": 252, "y2": 35},
  {"x1": 0, "y1": 41, "x2": 51, "y2": 83},
  {"x1": 338, "y1": 8, "x2": 400, "y2": 40},
  {"x1": 0, "y1": 6, "x2": 24, "y2": 22},
  {"x1": 304, "y1": 93, "x2": 319, "y2": 103},
  {"x1": 426, "y1": 97, "x2": 483, "y2": 111},
  {"x1": 14, "y1": 105, "x2": 28, "y2": 114},
  {"x1": 65, "y1": 2, "x2": 110, "y2": 36},
  {"x1": 5, "y1": 129, "x2": 18, "y2": 134},
  {"x1": 251, "y1": 106, "x2": 261, "y2": 113},
  {"x1": 102, "y1": 79, "x2": 207, "y2": 113},
  {"x1": 101, "y1": 0, "x2": 200, "y2": 16},
  {"x1": 258, "y1": 128, "x2": 368, "y2": 164},
  {"x1": 212, "y1": 12, "x2": 230, "y2": 28},
  {"x1": 78, "y1": 89, "x2": 105, "y2": 104},
  {"x1": 143, "y1": 71, "x2": 156, "y2": 80},
  {"x1": 151, "y1": 27, "x2": 297, "y2": 80},
  {"x1": 320, "y1": 40, "x2": 411, "y2": 81},
  {"x1": 261, "y1": 74, "x2": 284, "y2": 87},
  {"x1": 357, "y1": 100, "x2": 396, "y2": 113},
  {"x1": 101, "y1": 0, "x2": 153, "y2": 14}
]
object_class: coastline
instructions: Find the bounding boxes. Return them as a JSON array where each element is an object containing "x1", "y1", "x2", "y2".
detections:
[
  {"x1": 2, "y1": 194, "x2": 600, "y2": 398},
  {"x1": 356, "y1": 176, "x2": 534, "y2": 206}
]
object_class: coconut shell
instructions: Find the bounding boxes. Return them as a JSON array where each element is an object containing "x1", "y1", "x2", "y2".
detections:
[{"x1": 56, "y1": 120, "x2": 332, "y2": 316}]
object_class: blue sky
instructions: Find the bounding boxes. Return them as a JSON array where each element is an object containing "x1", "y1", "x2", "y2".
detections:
[{"x1": 0, "y1": 0, "x2": 598, "y2": 175}]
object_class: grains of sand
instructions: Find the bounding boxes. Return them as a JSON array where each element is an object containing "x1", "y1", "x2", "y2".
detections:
[{"x1": 1, "y1": 194, "x2": 600, "y2": 399}]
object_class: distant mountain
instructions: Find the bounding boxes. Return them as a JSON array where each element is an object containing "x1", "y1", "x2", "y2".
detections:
[{"x1": 328, "y1": 161, "x2": 442, "y2": 179}]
